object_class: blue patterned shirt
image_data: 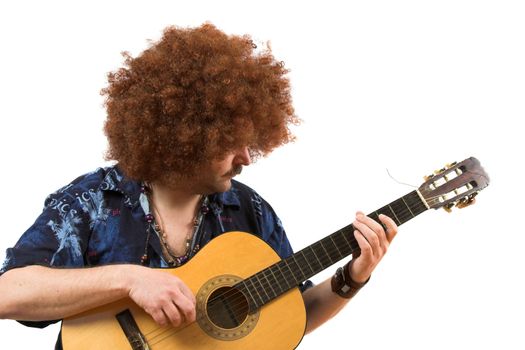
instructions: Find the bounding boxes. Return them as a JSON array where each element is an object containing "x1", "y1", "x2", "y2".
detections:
[{"x1": 1, "y1": 166, "x2": 294, "y2": 274}]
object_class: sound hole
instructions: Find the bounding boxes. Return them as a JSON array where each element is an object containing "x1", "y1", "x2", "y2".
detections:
[{"x1": 207, "y1": 286, "x2": 249, "y2": 329}]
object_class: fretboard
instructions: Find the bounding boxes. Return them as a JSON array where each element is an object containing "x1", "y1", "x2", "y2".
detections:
[{"x1": 236, "y1": 190, "x2": 428, "y2": 312}]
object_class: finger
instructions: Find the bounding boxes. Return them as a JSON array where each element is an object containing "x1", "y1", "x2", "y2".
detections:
[
  {"x1": 352, "y1": 226, "x2": 375, "y2": 260},
  {"x1": 378, "y1": 214, "x2": 398, "y2": 243},
  {"x1": 150, "y1": 308, "x2": 169, "y2": 327},
  {"x1": 176, "y1": 281, "x2": 197, "y2": 306},
  {"x1": 162, "y1": 300, "x2": 183, "y2": 328},
  {"x1": 356, "y1": 212, "x2": 388, "y2": 243},
  {"x1": 172, "y1": 293, "x2": 197, "y2": 323},
  {"x1": 353, "y1": 220, "x2": 381, "y2": 256},
  {"x1": 353, "y1": 230, "x2": 373, "y2": 264}
]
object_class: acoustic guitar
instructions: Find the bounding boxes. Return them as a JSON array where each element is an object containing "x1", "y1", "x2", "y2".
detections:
[{"x1": 61, "y1": 157, "x2": 489, "y2": 349}]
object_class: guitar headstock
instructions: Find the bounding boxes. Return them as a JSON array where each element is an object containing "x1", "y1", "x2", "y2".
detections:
[{"x1": 418, "y1": 157, "x2": 489, "y2": 212}]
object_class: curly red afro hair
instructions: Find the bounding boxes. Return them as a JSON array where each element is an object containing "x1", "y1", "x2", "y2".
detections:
[{"x1": 102, "y1": 23, "x2": 299, "y2": 182}]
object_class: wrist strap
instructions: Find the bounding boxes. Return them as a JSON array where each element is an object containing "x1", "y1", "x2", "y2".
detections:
[{"x1": 331, "y1": 260, "x2": 369, "y2": 299}]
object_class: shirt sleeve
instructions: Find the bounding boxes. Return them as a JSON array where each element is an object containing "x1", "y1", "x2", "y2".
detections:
[{"x1": 0, "y1": 184, "x2": 92, "y2": 276}]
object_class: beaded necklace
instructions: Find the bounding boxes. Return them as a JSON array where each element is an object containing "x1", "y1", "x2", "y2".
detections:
[{"x1": 139, "y1": 183, "x2": 209, "y2": 267}]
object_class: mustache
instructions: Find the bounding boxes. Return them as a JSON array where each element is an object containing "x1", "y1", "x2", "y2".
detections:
[{"x1": 225, "y1": 165, "x2": 243, "y2": 177}]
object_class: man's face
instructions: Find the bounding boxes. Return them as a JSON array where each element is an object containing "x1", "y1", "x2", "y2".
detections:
[{"x1": 198, "y1": 147, "x2": 252, "y2": 194}]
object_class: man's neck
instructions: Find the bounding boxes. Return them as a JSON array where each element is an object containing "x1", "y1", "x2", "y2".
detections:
[{"x1": 148, "y1": 181, "x2": 202, "y2": 214}]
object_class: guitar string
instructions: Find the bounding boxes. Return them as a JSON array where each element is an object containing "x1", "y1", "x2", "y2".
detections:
[
  {"x1": 143, "y1": 191, "x2": 463, "y2": 345},
  {"x1": 147, "y1": 322, "x2": 191, "y2": 346},
  {"x1": 200, "y1": 189, "x2": 469, "y2": 320},
  {"x1": 195, "y1": 193, "x2": 431, "y2": 310},
  {"x1": 143, "y1": 196, "x2": 433, "y2": 345},
  {"x1": 196, "y1": 207, "x2": 422, "y2": 316}
]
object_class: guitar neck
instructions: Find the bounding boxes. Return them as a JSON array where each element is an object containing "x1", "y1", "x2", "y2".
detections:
[{"x1": 237, "y1": 190, "x2": 429, "y2": 311}]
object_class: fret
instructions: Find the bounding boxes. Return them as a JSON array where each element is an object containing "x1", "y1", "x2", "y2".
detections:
[
  {"x1": 261, "y1": 269, "x2": 278, "y2": 297},
  {"x1": 303, "y1": 248, "x2": 317, "y2": 272},
  {"x1": 274, "y1": 263, "x2": 293, "y2": 290},
  {"x1": 291, "y1": 254, "x2": 306, "y2": 280},
  {"x1": 387, "y1": 204, "x2": 401, "y2": 224},
  {"x1": 345, "y1": 228, "x2": 360, "y2": 252},
  {"x1": 371, "y1": 211, "x2": 384, "y2": 232},
  {"x1": 254, "y1": 274, "x2": 271, "y2": 303},
  {"x1": 318, "y1": 240, "x2": 333, "y2": 266},
  {"x1": 380, "y1": 205, "x2": 396, "y2": 223},
  {"x1": 245, "y1": 277, "x2": 264, "y2": 308},
  {"x1": 401, "y1": 196, "x2": 415, "y2": 217},
  {"x1": 238, "y1": 280, "x2": 259, "y2": 311},
  {"x1": 300, "y1": 250, "x2": 316, "y2": 273},
  {"x1": 268, "y1": 265, "x2": 285, "y2": 292},
  {"x1": 329, "y1": 235, "x2": 344, "y2": 260},
  {"x1": 307, "y1": 245, "x2": 324, "y2": 272},
  {"x1": 308, "y1": 241, "x2": 329, "y2": 269},
  {"x1": 294, "y1": 252, "x2": 314, "y2": 276},
  {"x1": 332, "y1": 231, "x2": 353, "y2": 256},
  {"x1": 271, "y1": 265, "x2": 285, "y2": 293},
  {"x1": 280, "y1": 259, "x2": 299, "y2": 285},
  {"x1": 340, "y1": 227, "x2": 353, "y2": 248},
  {"x1": 391, "y1": 198, "x2": 410, "y2": 223}
]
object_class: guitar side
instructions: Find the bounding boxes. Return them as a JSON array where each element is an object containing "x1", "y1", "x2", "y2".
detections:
[{"x1": 61, "y1": 231, "x2": 307, "y2": 350}]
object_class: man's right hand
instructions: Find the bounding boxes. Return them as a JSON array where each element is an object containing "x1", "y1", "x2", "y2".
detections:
[{"x1": 127, "y1": 266, "x2": 196, "y2": 328}]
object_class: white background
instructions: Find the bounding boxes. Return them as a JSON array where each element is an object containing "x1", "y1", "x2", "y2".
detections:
[{"x1": 1, "y1": 0, "x2": 523, "y2": 349}]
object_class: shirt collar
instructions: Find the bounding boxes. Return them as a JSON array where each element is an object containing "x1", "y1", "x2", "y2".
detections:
[
  {"x1": 99, "y1": 166, "x2": 142, "y2": 207},
  {"x1": 99, "y1": 166, "x2": 241, "y2": 209},
  {"x1": 212, "y1": 180, "x2": 241, "y2": 208}
]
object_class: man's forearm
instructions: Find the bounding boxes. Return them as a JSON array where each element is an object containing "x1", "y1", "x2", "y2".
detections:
[
  {"x1": 302, "y1": 277, "x2": 350, "y2": 334},
  {"x1": 0, "y1": 264, "x2": 137, "y2": 321}
]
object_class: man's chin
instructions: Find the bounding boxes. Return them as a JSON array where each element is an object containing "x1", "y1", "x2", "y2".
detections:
[
  {"x1": 203, "y1": 179, "x2": 232, "y2": 195},
  {"x1": 218, "y1": 179, "x2": 233, "y2": 193}
]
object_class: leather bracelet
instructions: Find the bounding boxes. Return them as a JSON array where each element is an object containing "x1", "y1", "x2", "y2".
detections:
[{"x1": 331, "y1": 260, "x2": 369, "y2": 299}]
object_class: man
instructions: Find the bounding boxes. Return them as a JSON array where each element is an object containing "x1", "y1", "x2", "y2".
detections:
[{"x1": 0, "y1": 23, "x2": 397, "y2": 348}]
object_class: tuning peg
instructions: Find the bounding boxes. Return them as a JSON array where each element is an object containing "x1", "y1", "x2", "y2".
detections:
[
  {"x1": 456, "y1": 198, "x2": 469, "y2": 209},
  {"x1": 434, "y1": 167, "x2": 447, "y2": 175},
  {"x1": 424, "y1": 174, "x2": 435, "y2": 181},
  {"x1": 456, "y1": 193, "x2": 478, "y2": 209},
  {"x1": 456, "y1": 199, "x2": 475, "y2": 209},
  {"x1": 445, "y1": 161, "x2": 457, "y2": 169},
  {"x1": 443, "y1": 202, "x2": 455, "y2": 213}
]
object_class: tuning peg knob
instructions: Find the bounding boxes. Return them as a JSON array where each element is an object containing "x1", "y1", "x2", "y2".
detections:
[
  {"x1": 456, "y1": 198, "x2": 469, "y2": 209},
  {"x1": 456, "y1": 193, "x2": 478, "y2": 209},
  {"x1": 424, "y1": 174, "x2": 435, "y2": 181},
  {"x1": 446, "y1": 161, "x2": 458, "y2": 169},
  {"x1": 443, "y1": 203, "x2": 454, "y2": 213}
]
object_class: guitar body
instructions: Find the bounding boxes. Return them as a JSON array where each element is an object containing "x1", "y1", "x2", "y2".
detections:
[{"x1": 61, "y1": 231, "x2": 307, "y2": 350}]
